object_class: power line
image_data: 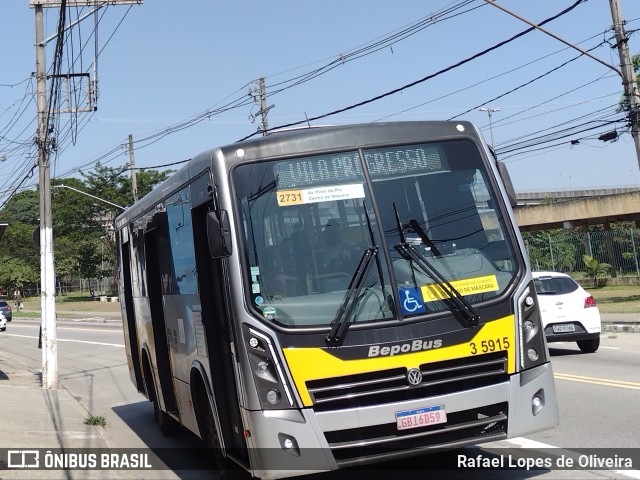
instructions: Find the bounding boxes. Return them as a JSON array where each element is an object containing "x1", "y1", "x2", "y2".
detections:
[
  {"x1": 238, "y1": 0, "x2": 586, "y2": 142},
  {"x1": 448, "y1": 42, "x2": 607, "y2": 120}
]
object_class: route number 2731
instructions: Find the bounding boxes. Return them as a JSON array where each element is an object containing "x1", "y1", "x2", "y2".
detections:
[{"x1": 469, "y1": 337, "x2": 510, "y2": 355}]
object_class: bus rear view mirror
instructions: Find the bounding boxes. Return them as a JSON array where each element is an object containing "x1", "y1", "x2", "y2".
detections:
[
  {"x1": 496, "y1": 161, "x2": 517, "y2": 208},
  {"x1": 207, "y1": 210, "x2": 233, "y2": 258}
]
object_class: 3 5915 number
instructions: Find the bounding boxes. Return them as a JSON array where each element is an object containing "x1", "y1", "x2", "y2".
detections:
[{"x1": 469, "y1": 337, "x2": 510, "y2": 355}]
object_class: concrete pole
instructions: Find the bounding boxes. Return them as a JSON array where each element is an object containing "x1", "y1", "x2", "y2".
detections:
[
  {"x1": 128, "y1": 134, "x2": 138, "y2": 203},
  {"x1": 259, "y1": 77, "x2": 268, "y2": 135},
  {"x1": 35, "y1": 3, "x2": 58, "y2": 390},
  {"x1": 609, "y1": 0, "x2": 640, "y2": 173}
]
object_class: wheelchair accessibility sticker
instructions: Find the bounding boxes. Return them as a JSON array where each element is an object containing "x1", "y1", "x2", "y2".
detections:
[{"x1": 398, "y1": 287, "x2": 426, "y2": 315}]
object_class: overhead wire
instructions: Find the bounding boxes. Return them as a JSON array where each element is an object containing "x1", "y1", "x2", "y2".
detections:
[
  {"x1": 494, "y1": 100, "x2": 621, "y2": 147},
  {"x1": 265, "y1": 0, "x2": 486, "y2": 96},
  {"x1": 2, "y1": 0, "x2": 627, "y2": 204},
  {"x1": 448, "y1": 43, "x2": 608, "y2": 120},
  {"x1": 496, "y1": 109, "x2": 625, "y2": 157},
  {"x1": 237, "y1": 0, "x2": 587, "y2": 141}
]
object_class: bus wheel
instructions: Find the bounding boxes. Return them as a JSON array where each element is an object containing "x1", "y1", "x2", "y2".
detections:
[
  {"x1": 202, "y1": 403, "x2": 225, "y2": 466},
  {"x1": 143, "y1": 356, "x2": 179, "y2": 437},
  {"x1": 153, "y1": 396, "x2": 179, "y2": 437}
]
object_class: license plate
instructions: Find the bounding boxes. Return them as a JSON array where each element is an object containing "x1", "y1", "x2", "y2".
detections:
[
  {"x1": 396, "y1": 405, "x2": 447, "y2": 431},
  {"x1": 552, "y1": 323, "x2": 575, "y2": 333}
]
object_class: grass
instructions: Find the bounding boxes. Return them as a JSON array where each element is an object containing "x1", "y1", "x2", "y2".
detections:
[
  {"x1": 7, "y1": 285, "x2": 640, "y2": 315},
  {"x1": 586, "y1": 285, "x2": 640, "y2": 313},
  {"x1": 84, "y1": 415, "x2": 107, "y2": 427},
  {"x1": 4, "y1": 293, "x2": 122, "y2": 319}
]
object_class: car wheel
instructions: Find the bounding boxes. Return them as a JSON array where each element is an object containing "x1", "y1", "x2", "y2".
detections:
[{"x1": 577, "y1": 338, "x2": 599, "y2": 353}]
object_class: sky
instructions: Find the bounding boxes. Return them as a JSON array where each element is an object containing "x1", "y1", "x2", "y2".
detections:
[{"x1": 3, "y1": 0, "x2": 640, "y2": 207}]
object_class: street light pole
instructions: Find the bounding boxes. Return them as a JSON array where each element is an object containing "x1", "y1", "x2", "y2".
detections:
[
  {"x1": 479, "y1": 107, "x2": 500, "y2": 148},
  {"x1": 53, "y1": 184, "x2": 126, "y2": 211}
]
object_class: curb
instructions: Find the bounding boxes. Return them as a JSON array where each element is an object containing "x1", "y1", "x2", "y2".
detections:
[{"x1": 602, "y1": 323, "x2": 640, "y2": 333}]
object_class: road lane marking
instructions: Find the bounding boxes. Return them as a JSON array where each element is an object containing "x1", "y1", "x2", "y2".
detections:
[
  {"x1": 600, "y1": 346, "x2": 620, "y2": 350},
  {"x1": 505, "y1": 437, "x2": 558, "y2": 449},
  {"x1": 555, "y1": 372, "x2": 640, "y2": 390},
  {"x1": 3, "y1": 333, "x2": 124, "y2": 348}
]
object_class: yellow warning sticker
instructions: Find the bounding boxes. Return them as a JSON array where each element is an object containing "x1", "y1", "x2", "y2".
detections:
[{"x1": 420, "y1": 274, "x2": 499, "y2": 302}]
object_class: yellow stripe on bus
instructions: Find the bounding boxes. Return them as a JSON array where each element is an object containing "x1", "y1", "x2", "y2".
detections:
[{"x1": 283, "y1": 315, "x2": 516, "y2": 406}]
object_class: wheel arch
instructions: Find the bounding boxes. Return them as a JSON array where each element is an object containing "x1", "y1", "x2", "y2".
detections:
[{"x1": 190, "y1": 361, "x2": 226, "y2": 451}]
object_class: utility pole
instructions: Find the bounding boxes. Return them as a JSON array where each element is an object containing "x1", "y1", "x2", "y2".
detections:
[
  {"x1": 249, "y1": 77, "x2": 274, "y2": 135},
  {"x1": 128, "y1": 134, "x2": 138, "y2": 203},
  {"x1": 483, "y1": 0, "x2": 640, "y2": 172},
  {"x1": 259, "y1": 77, "x2": 269, "y2": 135},
  {"x1": 610, "y1": 0, "x2": 640, "y2": 172},
  {"x1": 29, "y1": 0, "x2": 143, "y2": 390},
  {"x1": 35, "y1": 1, "x2": 57, "y2": 390}
]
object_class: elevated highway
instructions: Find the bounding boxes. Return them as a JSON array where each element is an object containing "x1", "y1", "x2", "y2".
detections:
[{"x1": 513, "y1": 188, "x2": 640, "y2": 232}]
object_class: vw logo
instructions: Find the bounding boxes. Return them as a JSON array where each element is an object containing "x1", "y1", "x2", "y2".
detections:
[{"x1": 406, "y1": 368, "x2": 423, "y2": 386}]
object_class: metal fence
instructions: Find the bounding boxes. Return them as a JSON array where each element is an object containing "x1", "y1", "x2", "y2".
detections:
[{"x1": 523, "y1": 229, "x2": 640, "y2": 277}]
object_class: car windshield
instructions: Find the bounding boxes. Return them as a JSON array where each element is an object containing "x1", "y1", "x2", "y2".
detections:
[
  {"x1": 232, "y1": 139, "x2": 518, "y2": 328},
  {"x1": 534, "y1": 276, "x2": 579, "y2": 295}
]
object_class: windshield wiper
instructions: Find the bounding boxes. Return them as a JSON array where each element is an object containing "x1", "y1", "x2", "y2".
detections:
[
  {"x1": 393, "y1": 204, "x2": 479, "y2": 328},
  {"x1": 326, "y1": 205, "x2": 386, "y2": 347},
  {"x1": 325, "y1": 245, "x2": 377, "y2": 347}
]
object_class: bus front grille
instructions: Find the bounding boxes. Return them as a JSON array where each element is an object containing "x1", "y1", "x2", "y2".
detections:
[
  {"x1": 324, "y1": 402, "x2": 508, "y2": 465},
  {"x1": 306, "y1": 351, "x2": 508, "y2": 411}
]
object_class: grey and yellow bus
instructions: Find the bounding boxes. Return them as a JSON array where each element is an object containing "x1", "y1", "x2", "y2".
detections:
[{"x1": 116, "y1": 121, "x2": 558, "y2": 479}]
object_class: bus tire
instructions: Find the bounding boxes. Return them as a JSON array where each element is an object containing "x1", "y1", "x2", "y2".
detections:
[
  {"x1": 153, "y1": 396, "x2": 179, "y2": 437},
  {"x1": 195, "y1": 383, "x2": 238, "y2": 476},
  {"x1": 142, "y1": 353, "x2": 179, "y2": 437},
  {"x1": 202, "y1": 400, "x2": 227, "y2": 468}
]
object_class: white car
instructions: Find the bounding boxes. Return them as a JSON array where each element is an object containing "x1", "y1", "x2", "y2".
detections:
[
  {"x1": 0, "y1": 311, "x2": 6, "y2": 331},
  {"x1": 532, "y1": 271, "x2": 601, "y2": 353}
]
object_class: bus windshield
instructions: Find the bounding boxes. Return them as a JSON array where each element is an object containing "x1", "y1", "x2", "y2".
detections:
[{"x1": 232, "y1": 139, "x2": 518, "y2": 329}]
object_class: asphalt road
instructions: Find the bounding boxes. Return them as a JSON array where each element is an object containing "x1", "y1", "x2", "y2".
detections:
[{"x1": 1, "y1": 320, "x2": 639, "y2": 480}]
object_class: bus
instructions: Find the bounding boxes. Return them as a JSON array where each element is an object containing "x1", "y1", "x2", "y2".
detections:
[{"x1": 115, "y1": 121, "x2": 558, "y2": 479}]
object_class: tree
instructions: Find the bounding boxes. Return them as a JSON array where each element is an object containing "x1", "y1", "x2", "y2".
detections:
[
  {"x1": 77, "y1": 243, "x2": 101, "y2": 281},
  {"x1": 582, "y1": 254, "x2": 611, "y2": 288},
  {"x1": 0, "y1": 259, "x2": 39, "y2": 292},
  {"x1": 523, "y1": 230, "x2": 577, "y2": 272},
  {"x1": 0, "y1": 222, "x2": 39, "y2": 265},
  {"x1": 80, "y1": 163, "x2": 172, "y2": 293},
  {"x1": 0, "y1": 163, "x2": 171, "y2": 295},
  {"x1": 0, "y1": 190, "x2": 39, "y2": 225}
]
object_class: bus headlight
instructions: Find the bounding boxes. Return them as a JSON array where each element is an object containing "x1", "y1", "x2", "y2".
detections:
[
  {"x1": 517, "y1": 284, "x2": 548, "y2": 371},
  {"x1": 266, "y1": 389, "x2": 281, "y2": 404},
  {"x1": 243, "y1": 324, "x2": 296, "y2": 409}
]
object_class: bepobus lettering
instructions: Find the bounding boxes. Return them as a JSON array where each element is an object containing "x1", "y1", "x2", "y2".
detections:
[{"x1": 368, "y1": 338, "x2": 443, "y2": 357}]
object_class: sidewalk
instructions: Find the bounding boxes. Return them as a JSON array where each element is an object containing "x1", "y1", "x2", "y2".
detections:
[{"x1": 0, "y1": 383, "x2": 113, "y2": 478}]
